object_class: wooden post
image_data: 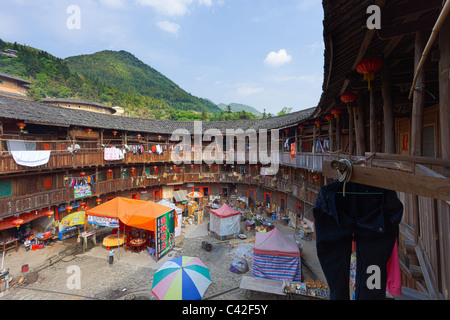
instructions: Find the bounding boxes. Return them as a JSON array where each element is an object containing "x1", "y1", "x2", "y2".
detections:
[
  {"x1": 100, "y1": 130, "x2": 104, "y2": 151},
  {"x1": 336, "y1": 118, "x2": 340, "y2": 151},
  {"x1": 381, "y1": 59, "x2": 396, "y2": 154},
  {"x1": 356, "y1": 90, "x2": 366, "y2": 156},
  {"x1": 329, "y1": 118, "x2": 334, "y2": 152},
  {"x1": 313, "y1": 124, "x2": 317, "y2": 155},
  {"x1": 295, "y1": 126, "x2": 298, "y2": 153},
  {"x1": 439, "y1": 16, "x2": 450, "y2": 177},
  {"x1": 369, "y1": 87, "x2": 376, "y2": 153},
  {"x1": 411, "y1": 31, "x2": 426, "y2": 157},
  {"x1": 348, "y1": 105, "x2": 354, "y2": 155}
]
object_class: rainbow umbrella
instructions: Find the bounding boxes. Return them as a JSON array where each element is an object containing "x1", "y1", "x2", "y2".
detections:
[{"x1": 151, "y1": 256, "x2": 212, "y2": 300}]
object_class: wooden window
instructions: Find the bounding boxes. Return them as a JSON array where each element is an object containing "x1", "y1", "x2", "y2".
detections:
[
  {"x1": 202, "y1": 187, "x2": 210, "y2": 197},
  {"x1": 280, "y1": 196, "x2": 286, "y2": 212},
  {"x1": 264, "y1": 192, "x2": 271, "y2": 204},
  {"x1": 153, "y1": 189, "x2": 161, "y2": 200},
  {"x1": 247, "y1": 188, "x2": 255, "y2": 200},
  {"x1": 0, "y1": 180, "x2": 12, "y2": 198},
  {"x1": 296, "y1": 203, "x2": 302, "y2": 216}
]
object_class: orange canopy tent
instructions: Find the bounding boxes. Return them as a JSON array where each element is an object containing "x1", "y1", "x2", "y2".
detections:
[
  {"x1": 86, "y1": 197, "x2": 177, "y2": 260},
  {"x1": 86, "y1": 197, "x2": 176, "y2": 232}
]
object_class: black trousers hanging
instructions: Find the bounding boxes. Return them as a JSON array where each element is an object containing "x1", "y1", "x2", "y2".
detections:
[{"x1": 313, "y1": 181, "x2": 403, "y2": 300}]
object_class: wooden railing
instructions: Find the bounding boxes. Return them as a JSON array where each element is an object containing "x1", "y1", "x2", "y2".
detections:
[
  {"x1": 0, "y1": 152, "x2": 73, "y2": 174},
  {"x1": 0, "y1": 189, "x2": 68, "y2": 219}
]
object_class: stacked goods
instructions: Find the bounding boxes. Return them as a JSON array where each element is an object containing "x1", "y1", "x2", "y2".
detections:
[{"x1": 283, "y1": 280, "x2": 330, "y2": 298}]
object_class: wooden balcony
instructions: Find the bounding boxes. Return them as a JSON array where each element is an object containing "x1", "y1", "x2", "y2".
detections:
[
  {"x1": 0, "y1": 152, "x2": 73, "y2": 174},
  {"x1": 0, "y1": 188, "x2": 69, "y2": 218}
]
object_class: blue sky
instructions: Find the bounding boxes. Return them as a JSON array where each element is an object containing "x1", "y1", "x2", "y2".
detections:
[{"x1": 0, "y1": 0, "x2": 325, "y2": 115}]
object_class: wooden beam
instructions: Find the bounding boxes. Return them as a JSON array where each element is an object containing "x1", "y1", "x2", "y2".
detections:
[
  {"x1": 377, "y1": 14, "x2": 437, "y2": 39},
  {"x1": 382, "y1": 0, "x2": 442, "y2": 23},
  {"x1": 366, "y1": 152, "x2": 450, "y2": 169},
  {"x1": 355, "y1": 91, "x2": 366, "y2": 156},
  {"x1": 323, "y1": 161, "x2": 450, "y2": 202},
  {"x1": 415, "y1": 238, "x2": 441, "y2": 300},
  {"x1": 348, "y1": 104, "x2": 354, "y2": 155},
  {"x1": 369, "y1": 88, "x2": 376, "y2": 152},
  {"x1": 439, "y1": 11, "x2": 450, "y2": 177},
  {"x1": 381, "y1": 59, "x2": 396, "y2": 153},
  {"x1": 411, "y1": 31, "x2": 426, "y2": 157}
]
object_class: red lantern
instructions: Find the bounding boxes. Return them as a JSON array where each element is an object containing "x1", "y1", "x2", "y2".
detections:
[
  {"x1": 340, "y1": 92, "x2": 356, "y2": 104},
  {"x1": 66, "y1": 206, "x2": 73, "y2": 212},
  {"x1": 80, "y1": 172, "x2": 86, "y2": 178},
  {"x1": 298, "y1": 125, "x2": 305, "y2": 133},
  {"x1": 112, "y1": 131, "x2": 118, "y2": 137},
  {"x1": 12, "y1": 218, "x2": 24, "y2": 229},
  {"x1": 331, "y1": 108, "x2": 343, "y2": 123},
  {"x1": 158, "y1": 135, "x2": 162, "y2": 141},
  {"x1": 86, "y1": 129, "x2": 93, "y2": 135},
  {"x1": 107, "y1": 169, "x2": 113, "y2": 177},
  {"x1": 313, "y1": 175, "x2": 320, "y2": 183},
  {"x1": 341, "y1": 93, "x2": 357, "y2": 113},
  {"x1": 356, "y1": 57, "x2": 382, "y2": 91},
  {"x1": 44, "y1": 210, "x2": 54, "y2": 218},
  {"x1": 131, "y1": 167, "x2": 136, "y2": 175},
  {"x1": 314, "y1": 119, "x2": 322, "y2": 129},
  {"x1": 154, "y1": 166, "x2": 158, "y2": 173},
  {"x1": 324, "y1": 114, "x2": 334, "y2": 123},
  {"x1": 96, "y1": 199, "x2": 102, "y2": 205},
  {"x1": 16, "y1": 122, "x2": 26, "y2": 132},
  {"x1": 136, "y1": 134, "x2": 141, "y2": 140},
  {"x1": 80, "y1": 202, "x2": 86, "y2": 208}
]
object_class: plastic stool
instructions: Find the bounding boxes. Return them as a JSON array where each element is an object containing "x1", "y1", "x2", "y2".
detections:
[
  {"x1": 147, "y1": 247, "x2": 156, "y2": 258},
  {"x1": 271, "y1": 214, "x2": 276, "y2": 220}
]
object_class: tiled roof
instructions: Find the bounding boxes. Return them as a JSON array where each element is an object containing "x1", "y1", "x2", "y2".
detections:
[
  {"x1": 0, "y1": 71, "x2": 32, "y2": 84},
  {"x1": 42, "y1": 98, "x2": 117, "y2": 113},
  {"x1": 0, "y1": 94, "x2": 316, "y2": 134}
]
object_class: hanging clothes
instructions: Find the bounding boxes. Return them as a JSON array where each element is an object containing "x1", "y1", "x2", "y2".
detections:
[
  {"x1": 313, "y1": 180, "x2": 403, "y2": 300},
  {"x1": 11, "y1": 151, "x2": 51, "y2": 167}
]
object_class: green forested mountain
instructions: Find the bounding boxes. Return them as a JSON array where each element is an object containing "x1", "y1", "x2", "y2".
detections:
[
  {"x1": 65, "y1": 50, "x2": 222, "y2": 115},
  {"x1": 218, "y1": 103, "x2": 263, "y2": 117},
  {"x1": 0, "y1": 40, "x2": 223, "y2": 120}
]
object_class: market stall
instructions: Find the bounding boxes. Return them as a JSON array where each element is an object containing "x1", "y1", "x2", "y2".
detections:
[
  {"x1": 157, "y1": 200, "x2": 182, "y2": 237},
  {"x1": 208, "y1": 204, "x2": 241, "y2": 240},
  {"x1": 251, "y1": 227, "x2": 302, "y2": 282},
  {"x1": 58, "y1": 211, "x2": 85, "y2": 241},
  {"x1": 86, "y1": 197, "x2": 176, "y2": 261}
]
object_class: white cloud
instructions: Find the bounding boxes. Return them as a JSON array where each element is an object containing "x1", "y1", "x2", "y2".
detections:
[
  {"x1": 136, "y1": 0, "x2": 212, "y2": 16},
  {"x1": 156, "y1": 20, "x2": 180, "y2": 35},
  {"x1": 306, "y1": 41, "x2": 324, "y2": 54},
  {"x1": 198, "y1": 0, "x2": 212, "y2": 6},
  {"x1": 237, "y1": 86, "x2": 264, "y2": 96},
  {"x1": 100, "y1": 0, "x2": 125, "y2": 9},
  {"x1": 263, "y1": 49, "x2": 292, "y2": 68}
]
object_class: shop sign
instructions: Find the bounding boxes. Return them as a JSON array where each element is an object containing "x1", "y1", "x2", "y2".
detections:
[
  {"x1": 87, "y1": 215, "x2": 119, "y2": 228},
  {"x1": 74, "y1": 184, "x2": 92, "y2": 199},
  {"x1": 155, "y1": 209, "x2": 175, "y2": 261},
  {"x1": 58, "y1": 200, "x2": 82, "y2": 212}
]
